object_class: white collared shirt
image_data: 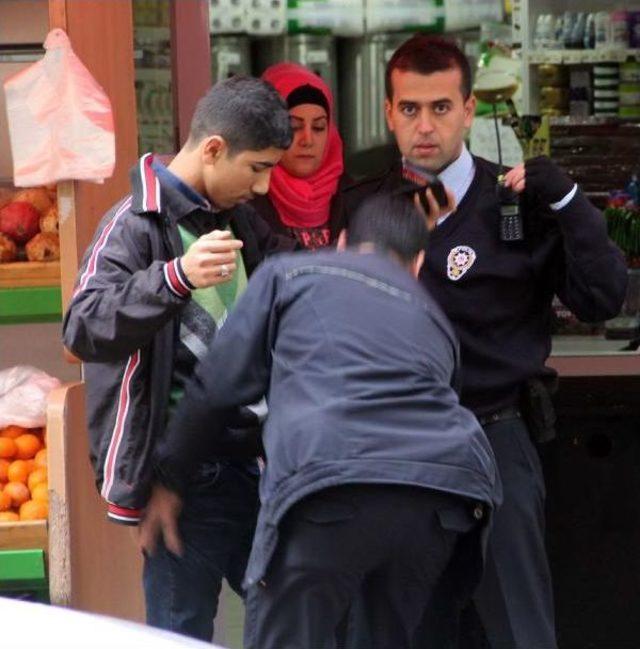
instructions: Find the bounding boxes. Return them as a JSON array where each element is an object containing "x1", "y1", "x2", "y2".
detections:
[{"x1": 436, "y1": 144, "x2": 476, "y2": 226}]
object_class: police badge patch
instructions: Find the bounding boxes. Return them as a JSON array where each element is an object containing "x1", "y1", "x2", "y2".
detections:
[{"x1": 447, "y1": 245, "x2": 476, "y2": 281}]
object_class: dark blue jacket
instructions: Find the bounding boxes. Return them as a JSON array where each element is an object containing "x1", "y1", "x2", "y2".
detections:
[{"x1": 156, "y1": 249, "x2": 501, "y2": 587}]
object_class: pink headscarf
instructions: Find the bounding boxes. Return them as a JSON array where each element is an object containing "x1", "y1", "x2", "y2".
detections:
[{"x1": 262, "y1": 62, "x2": 344, "y2": 228}]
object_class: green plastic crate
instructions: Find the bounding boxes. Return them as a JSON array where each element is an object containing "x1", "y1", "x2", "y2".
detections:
[
  {"x1": 0, "y1": 549, "x2": 48, "y2": 602},
  {"x1": 0, "y1": 286, "x2": 62, "y2": 324}
]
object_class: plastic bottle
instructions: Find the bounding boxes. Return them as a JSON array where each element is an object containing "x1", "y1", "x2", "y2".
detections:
[
  {"x1": 553, "y1": 14, "x2": 565, "y2": 48},
  {"x1": 595, "y1": 11, "x2": 611, "y2": 49},
  {"x1": 611, "y1": 10, "x2": 629, "y2": 48},
  {"x1": 544, "y1": 14, "x2": 555, "y2": 49},
  {"x1": 562, "y1": 11, "x2": 576, "y2": 48},
  {"x1": 571, "y1": 12, "x2": 587, "y2": 49},
  {"x1": 584, "y1": 13, "x2": 596, "y2": 49},
  {"x1": 533, "y1": 14, "x2": 547, "y2": 49}
]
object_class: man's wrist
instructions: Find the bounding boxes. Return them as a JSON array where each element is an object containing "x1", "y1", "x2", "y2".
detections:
[
  {"x1": 163, "y1": 257, "x2": 194, "y2": 298},
  {"x1": 550, "y1": 183, "x2": 578, "y2": 212},
  {"x1": 154, "y1": 462, "x2": 188, "y2": 498}
]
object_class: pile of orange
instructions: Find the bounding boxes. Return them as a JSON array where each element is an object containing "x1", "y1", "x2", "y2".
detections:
[{"x1": 0, "y1": 425, "x2": 48, "y2": 522}]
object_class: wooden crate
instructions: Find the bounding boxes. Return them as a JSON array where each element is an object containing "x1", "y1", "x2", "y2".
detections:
[
  {"x1": 0, "y1": 261, "x2": 60, "y2": 288},
  {"x1": 0, "y1": 520, "x2": 47, "y2": 552}
]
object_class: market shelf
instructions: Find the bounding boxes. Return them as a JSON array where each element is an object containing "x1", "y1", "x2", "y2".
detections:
[
  {"x1": 0, "y1": 285, "x2": 62, "y2": 324},
  {"x1": 0, "y1": 261, "x2": 60, "y2": 288},
  {"x1": 0, "y1": 260, "x2": 61, "y2": 323},
  {"x1": 526, "y1": 48, "x2": 640, "y2": 65},
  {"x1": 0, "y1": 520, "x2": 47, "y2": 553},
  {"x1": 0, "y1": 542, "x2": 48, "y2": 602}
]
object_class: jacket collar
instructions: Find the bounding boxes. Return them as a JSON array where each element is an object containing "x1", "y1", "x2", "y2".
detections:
[
  {"x1": 129, "y1": 153, "x2": 218, "y2": 223},
  {"x1": 130, "y1": 153, "x2": 163, "y2": 215}
]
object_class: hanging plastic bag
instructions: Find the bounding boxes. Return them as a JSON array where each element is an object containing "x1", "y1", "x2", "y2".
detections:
[
  {"x1": 3, "y1": 28, "x2": 115, "y2": 187},
  {"x1": 0, "y1": 365, "x2": 61, "y2": 428}
]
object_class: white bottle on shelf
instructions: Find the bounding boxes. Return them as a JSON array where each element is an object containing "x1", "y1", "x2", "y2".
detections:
[
  {"x1": 595, "y1": 11, "x2": 611, "y2": 50},
  {"x1": 553, "y1": 14, "x2": 565, "y2": 49},
  {"x1": 533, "y1": 13, "x2": 547, "y2": 49}
]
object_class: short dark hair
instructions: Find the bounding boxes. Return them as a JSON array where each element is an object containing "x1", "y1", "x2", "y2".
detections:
[
  {"x1": 189, "y1": 76, "x2": 292, "y2": 154},
  {"x1": 385, "y1": 34, "x2": 472, "y2": 101},
  {"x1": 347, "y1": 193, "x2": 429, "y2": 264}
]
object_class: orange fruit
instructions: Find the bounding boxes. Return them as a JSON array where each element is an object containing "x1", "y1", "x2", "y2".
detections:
[
  {"x1": 0, "y1": 438, "x2": 16, "y2": 459},
  {"x1": 19, "y1": 499, "x2": 48, "y2": 521},
  {"x1": 28, "y1": 468, "x2": 48, "y2": 493},
  {"x1": 34, "y1": 448, "x2": 47, "y2": 469},
  {"x1": 4, "y1": 481, "x2": 30, "y2": 508},
  {"x1": 0, "y1": 491, "x2": 11, "y2": 511},
  {"x1": 30, "y1": 483, "x2": 48, "y2": 503},
  {"x1": 14, "y1": 434, "x2": 42, "y2": 460},
  {"x1": 0, "y1": 459, "x2": 9, "y2": 482},
  {"x1": 0, "y1": 511, "x2": 19, "y2": 522},
  {"x1": 0, "y1": 425, "x2": 27, "y2": 439},
  {"x1": 7, "y1": 460, "x2": 29, "y2": 484},
  {"x1": 25, "y1": 459, "x2": 35, "y2": 473}
]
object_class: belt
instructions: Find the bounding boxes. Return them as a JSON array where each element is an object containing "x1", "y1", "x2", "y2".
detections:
[{"x1": 477, "y1": 406, "x2": 521, "y2": 427}]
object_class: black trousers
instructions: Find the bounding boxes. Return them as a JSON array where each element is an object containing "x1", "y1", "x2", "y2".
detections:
[
  {"x1": 471, "y1": 417, "x2": 557, "y2": 649},
  {"x1": 416, "y1": 417, "x2": 557, "y2": 649},
  {"x1": 243, "y1": 483, "x2": 475, "y2": 649}
]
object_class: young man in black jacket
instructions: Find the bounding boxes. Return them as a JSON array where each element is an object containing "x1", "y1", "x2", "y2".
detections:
[
  {"x1": 62, "y1": 76, "x2": 296, "y2": 641},
  {"x1": 344, "y1": 35, "x2": 627, "y2": 649},
  {"x1": 139, "y1": 193, "x2": 501, "y2": 649}
]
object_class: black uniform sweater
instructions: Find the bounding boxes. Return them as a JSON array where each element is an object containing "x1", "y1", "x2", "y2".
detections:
[{"x1": 344, "y1": 156, "x2": 627, "y2": 416}]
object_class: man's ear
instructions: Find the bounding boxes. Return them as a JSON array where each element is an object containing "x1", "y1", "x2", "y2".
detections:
[
  {"x1": 384, "y1": 97, "x2": 394, "y2": 132},
  {"x1": 463, "y1": 94, "x2": 477, "y2": 130},
  {"x1": 411, "y1": 249, "x2": 425, "y2": 278},
  {"x1": 202, "y1": 136, "x2": 226, "y2": 164},
  {"x1": 337, "y1": 229, "x2": 348, "y2": 251}
]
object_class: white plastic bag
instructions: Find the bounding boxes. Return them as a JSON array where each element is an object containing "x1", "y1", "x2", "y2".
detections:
[
  {"x1": 0, "y1": 366, "x2": 61, "y2": 428},
  {"x1": 3, "y1": 28, "x2": 115, "y2": 187}
]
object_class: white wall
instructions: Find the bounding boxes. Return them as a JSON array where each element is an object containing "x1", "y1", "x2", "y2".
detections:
[{"x1": 0, "y1": 322, "x2": 81, "y2": 384}]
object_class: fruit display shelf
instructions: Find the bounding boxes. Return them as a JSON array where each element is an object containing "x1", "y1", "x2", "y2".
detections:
[
  {"x1": 0, "y1": 551, "x2": 48, "y2": 602},
  {"x1": 0, "y1": 260, "x2": 60, "y2": 289},
  {"x1": 0, "y1": 519, "x2": 47, "y2": 553},
  {"x1": 0, "y1": 261, "x2": 61, "y2": 324},
  {"x1": 0, "y1": 526, "x2": 48, "y2": 602}
]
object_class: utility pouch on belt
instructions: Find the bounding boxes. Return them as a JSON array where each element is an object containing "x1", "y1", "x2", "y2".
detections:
[{"x1": 521, "y1": 377, "x2": 558, "y2": 444}]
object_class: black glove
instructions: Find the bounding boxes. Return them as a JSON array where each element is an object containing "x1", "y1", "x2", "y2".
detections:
[{"x1": 525, "y1": 156, "x2": 575, "y2": 205}]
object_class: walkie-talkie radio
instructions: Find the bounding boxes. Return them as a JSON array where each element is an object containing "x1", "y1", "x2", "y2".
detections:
[
  {"x1": 473, "y1": 73, "x2": 526, "y2": 243},
  {"x1": 497, "y1": 174, "x2": 524, "y2": 242}
]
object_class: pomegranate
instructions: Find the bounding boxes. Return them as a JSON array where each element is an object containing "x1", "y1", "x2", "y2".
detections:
[
  {"x1": 39, "y1": 205, "x2": 58, "y2": 234},
  {"x1": 0, "y1": 201, "x2": 41, "y2": 244},
  {"x1": 26, "y1": 232, "x2": 60, "y2": 262},
  {"x1": 0, "y1": 232, "x2": 17, "y2": 262},
  {"x1": 13, "y1": 187, "x2": 52, "y2": 216}
]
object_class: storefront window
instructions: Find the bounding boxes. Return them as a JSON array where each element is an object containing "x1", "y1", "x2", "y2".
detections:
[{"x1": 133, "y1": 1, "x2": 175, "y2": 155}]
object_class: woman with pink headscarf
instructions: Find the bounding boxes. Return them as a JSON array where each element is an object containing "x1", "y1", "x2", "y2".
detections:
[{"x1": 252, "y1": 62, "x2": 349, "y2": 250}]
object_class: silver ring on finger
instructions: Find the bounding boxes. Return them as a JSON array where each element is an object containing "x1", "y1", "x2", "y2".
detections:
[{"x1": 219, "y1": 263, "x2": 230, "y2": 278}]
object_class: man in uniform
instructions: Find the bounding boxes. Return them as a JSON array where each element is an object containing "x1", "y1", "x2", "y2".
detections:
[{"x1": 344, "y1": 35, "x2": 627, "y2": 649}]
